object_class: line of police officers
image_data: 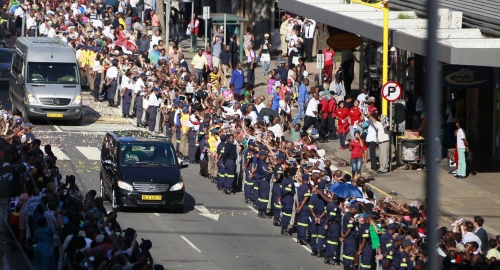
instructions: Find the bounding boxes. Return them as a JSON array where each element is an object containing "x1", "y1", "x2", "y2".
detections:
[{"x1": 158, "y1": 103, "x2": 421, "y2": 270}]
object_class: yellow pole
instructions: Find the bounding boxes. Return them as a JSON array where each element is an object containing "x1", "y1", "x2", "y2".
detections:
[{"x1": 381, "y1": 4, "x2": 389, "y2": 115}]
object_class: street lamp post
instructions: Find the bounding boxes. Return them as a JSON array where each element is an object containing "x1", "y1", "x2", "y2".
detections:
[{"x1": 350, "y1": 0, "x2": 389, "y2": 116}]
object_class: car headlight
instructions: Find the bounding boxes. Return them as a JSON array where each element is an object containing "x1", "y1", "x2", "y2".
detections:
[
  {"x1": 117, "y1": 181, "x2": 133, "y2": 191},
  {"x1": 170, "y1": 182, "x2": 184, "y2": 191},
  {"x1": 26, "y1": 93, "x2": 39, "y2": 105},
  {"x1": 72, "y1": 95, "x2": 81, "y2": 105}
]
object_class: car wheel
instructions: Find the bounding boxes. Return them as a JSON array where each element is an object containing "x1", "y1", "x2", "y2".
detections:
[
  {"x1": 112, "y1": 188, "x2": 118, "y2": 208},
  {"x1": 73, "y1": 115, "x2": 82, "y2": 126},
  {"x1": 172, "y1": 205, "x2": 184, "y2": 213}
]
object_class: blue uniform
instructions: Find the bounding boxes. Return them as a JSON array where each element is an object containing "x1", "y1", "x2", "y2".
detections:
[
  {"x1": 325, "y1": 201, "x2": 341, "y2": 260},
  {"x1": 280, "y1": 176, "x2": 295, "y2": 228},
  {"x1": 359, "y1": 223, "x2": 374, "y2": 270},
  {"x1": 175, "y1": 113, "x2": 181, "y2": 151},
  {"x1": 251, "y1": 155, "x2": 259, "y2": 204},
  {"x1": 216, "y1": 143, "x2": 225, "y2": 188},
  {"x1": 383, "y1": 244, "x2": 399, "y2": 270},
  {"x1": 308, "y1": 193, "x2": 327, "y2": 252},
  {"x1": 398, "y1": 251, "x2": 411, "y2": 270},
  {"x1": 272, "y1": 164, "x2": 284, "y2": 219},
  {"x1": 243, "y1": 149, "x2": 254, "y2": 200},
  {"x1": 296, "y1": 183, "x2": 311, "y2": 240},
  {"x1": 255, "y1": 159, "x2": 272, "y2": 211},
  {"x1": 342, "y1": 213, "x2": 356, "y2": 267}
]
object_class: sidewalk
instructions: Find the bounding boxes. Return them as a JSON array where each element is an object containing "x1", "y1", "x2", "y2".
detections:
[{"x1": 180, "y1": 35, "x2": 500, "y2": 236}]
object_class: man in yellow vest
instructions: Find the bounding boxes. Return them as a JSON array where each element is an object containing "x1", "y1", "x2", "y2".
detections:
[
  {"x1": 180, "y1": 107, "x2": 192, "y2": 158},
  {"x1": 207, "y1": 128, "x2": 219, "y2": 183},
  {"x1": 88, "y1": 47, "x2": 97, "y2": 91}
]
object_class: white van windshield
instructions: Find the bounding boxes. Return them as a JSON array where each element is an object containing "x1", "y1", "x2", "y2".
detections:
[{"x1": 27, "y1": 62, "x2": 79, "y2": 84}]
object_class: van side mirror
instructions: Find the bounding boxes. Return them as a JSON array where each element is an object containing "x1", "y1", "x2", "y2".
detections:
[
  {"x1": 104, "y1": 159, "x2": 115, "y2": 167},
  {"x1": 17, "y1": 74, "x2": 24, "y2": 84}
]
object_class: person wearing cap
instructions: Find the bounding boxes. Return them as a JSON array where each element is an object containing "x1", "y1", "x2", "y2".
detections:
[
  {"x1": 324, "y1": 194, "x2": 342, "y2": 265},
  {"x1": 384, "y1": 234, "x2": 404, "y2": 270},
  {"x1": 221, "y1": 134, "x2": 237, "y2": 194},
  {"x1": 252, "y1": 151, "x2": 273, "y2": 218},
  {"x1": 358, "y1": 212, "x2": 375, "y2": 270},
  {"x1": 279, "y1": 166, "x2": 296, "y2": 236},
  {"x1": 398, "y1": 240, "x2": 413, "y2": 269},
  {"x1": 259, "y1": 33, "x2": 272, "y2": 76},
  {"x1": 309, "y1": 181, "x2": 328, "y2": 257},
  {"x1": 379, "y1": 223, "x2": 398, "y2": 261},
  {"x1": 197, "y1": 114, "x2": 211, "y2": 156},
  {"x1": 271, "y1": 153, "x2": 286, "y2": 226},
  {"x1": 340, "y1": 204, "x2": 359, "y2": 269},
  {"x1": 242, "y1": 139, "x2": 257, "y2": 204},
  {"x1": 215, "y1": 134, "x2": 227, "y2": 190},
  {"x1": 296, "y1": 173, "x2": 311, "y2": 245}
]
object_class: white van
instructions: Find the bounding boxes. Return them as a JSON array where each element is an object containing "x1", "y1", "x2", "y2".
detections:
[{"x1": 9, "y1": 37, "x2": 83, "y2": 125}]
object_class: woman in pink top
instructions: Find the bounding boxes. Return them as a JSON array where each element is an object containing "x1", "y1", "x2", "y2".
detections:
[
  {"x1": 223, "y1": 84, "x2": 235, "y2": 102},
  {"x1": 267, "y1": 70, "x2": 277, "y2": 95}
]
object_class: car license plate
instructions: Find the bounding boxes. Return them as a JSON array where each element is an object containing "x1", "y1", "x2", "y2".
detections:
[
  {"x1": 47, "y1": 113, "x2": 64, "y2": 118},
  {"x1": 142, "y1": 195, "x2": 162, "y2": 200}
]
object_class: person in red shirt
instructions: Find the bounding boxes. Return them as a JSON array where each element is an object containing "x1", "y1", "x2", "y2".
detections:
[
  {"x1": 348, "y1": 100, "x2": 362, "y2": 140},
  {"x1": 335, "y1": 101, "x2": 349, "y2": 150},
  {"x1": 323, "y1": 45, "x2": 336, "y2": 83},
  {"x1": 327, "y1": 96, "x2": 337, "y2": 140},
  {"x1": 367, "y1": 97, "x2": 378, "y2": 116},
  {"x1": 348, "y1": 130, "x2": 364, "y2": 179},
  {"x1": 319, "y1": 92, "x2": 330, "y2": 137}
]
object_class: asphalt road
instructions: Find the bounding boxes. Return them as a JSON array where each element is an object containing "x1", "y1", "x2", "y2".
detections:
[{"x1": 28, "y1": 122, "x2": 347, "y2": 270}]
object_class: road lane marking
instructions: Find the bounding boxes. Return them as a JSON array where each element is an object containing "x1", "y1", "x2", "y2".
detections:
[
  {"x1": 51, "y1": 147, "x2": 71, "y2": 161},
  {"x1": 247, "y1": 206, "x2": 258, "y2": 213},
  {"x1": 154, "y1": 213, "x2": 160, "y2": 216},
  {"x1": 292, "y1": 238, "x2": 312, "y2": 252},
  {"x1": 180, "y1": 236, "x2": 201, "y2": 252},
  {"x1": 76, "y1": 146, "x2": 101, "y2": 160},
  {"x1": 54, "y1": 125, "x2": 63, "y2": 132}
]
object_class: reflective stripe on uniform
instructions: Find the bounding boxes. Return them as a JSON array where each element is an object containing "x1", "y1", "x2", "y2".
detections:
[
  {"x1": 362, "y1": 234, "x2": 369, "y2": 237},
  {"x1": 274, "y1": 203, "x2": 282, "y2": 209},
  {"x1": 225, "y1": 174, "x2": 235, "y2": 178},
  {"x1": 311, "y1": 234, "x2": 318, "y2": 238},
  {"x1": 218, "y1": 173, "x2": 225, "y2": 177},
  {"x1": 386, "y1": 255, "x2": 393, "y2": 259},
  {"x1": 254, "y1": 186, "x2": 259, "y2": 190},
  {"x1": 245, "y1": 181, "x2": 254, "y2": 186},
  {"x1": 176, "y1": 140, "x2": 181, "y2": 143},
  {"x1": 258, "y1": 198, "x2": 269, "y2": 203},
  {"x1": 304, "y1": 192, "x2": 311, "y2": 196},
  {"x1": 347, "y1": 224, "x2": 353, "y2": 228},
  {"x1": 327, "y1": 240, "x2": 338, "y2": 245},
  {"x1": 285, "y1": 187, "x2": 292, "y2": 191},
  {"x1": 329, "y1": 212, "x2": 337, "y2": 216},
  {"x1": 297, "y1": 222, "x2": 308, "y2": 227},
  {"x1": 401, "y1": 263, "x2": 408, "y2": 267},
  {"x1": 343, "y1": 255, "x2": 354, "y2": 260},
  {"x1": 318, "y1": 235, "x2": 325, "y2": 239},
  {"x1": 282, "y1": 212, "x2": 292, "y2": 217},
  {"x1": 386, "y1": 243, "x2": 392, "y2": 247},
  {"x1": 308, "y1": 205, "x2": 314, "y2": 208},
  {"x1": 360, "y1": 263, "x2": 371, "y2": 268}
]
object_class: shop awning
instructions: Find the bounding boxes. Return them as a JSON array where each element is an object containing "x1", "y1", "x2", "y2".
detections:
[{"x1": 281, "y1": 0, "x2": 500, "y2": 67}]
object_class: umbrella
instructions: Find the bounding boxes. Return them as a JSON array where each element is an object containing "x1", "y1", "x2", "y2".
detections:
[{"x1": 328, "y1": 182, "x2": 363, "y2": 198}]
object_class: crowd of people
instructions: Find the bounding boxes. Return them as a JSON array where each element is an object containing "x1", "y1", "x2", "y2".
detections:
[
  {"x1": 0, "y1": 111, "x2": 163, "y2": 270},
  {"x1": 0, "y1": 0, "x2": 491, "y2": 269}
]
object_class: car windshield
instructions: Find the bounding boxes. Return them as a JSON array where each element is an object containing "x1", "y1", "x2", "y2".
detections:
[
  {"x1": 120, "y1": 143, "x2": 177, "y2": 166},
  {"x1": 0, "y1": 50, "x2": 12, "y2": 63},
  {"x1": 27, "y1": 62, "x2": 79, "y2": 84}
]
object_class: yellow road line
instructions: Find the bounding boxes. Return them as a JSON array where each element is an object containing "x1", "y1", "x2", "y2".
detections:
[{"x1": 343, "y1": 170, "x2": 393, "y2": 198}]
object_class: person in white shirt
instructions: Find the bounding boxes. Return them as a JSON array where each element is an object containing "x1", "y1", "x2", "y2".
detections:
[
  {"x1": 455, "y1": 121, "x2": 468, "y2": 178},
  {"x1": 105, "y1": 61, "x2": 119, "y2": 107},
  {"x1": 47, "y1": 24, "x2": 56, "y2": 38},
  {"x1": 303, "y1": 18, "x2": 316, "y2": 62},
  {"x1": 286, "y1": 28, "x2": 299, "y2": 67},
  {"x1": 134, "y1": 73, "x2": 146, "y2": 127},
  {"x1": 357, "y1": 88, "x2": 368, "y2": 107},
  {"x1": 370, "y1": 113, "x2": 390, "y2": 173},
  {"x1": 302, "y1": 92, "x2": 327, "y2": 143},
  {"x1": 267, "y1": 116, "x2": 282, "y2": 139},
  {"x1": 147, "y1": 87, "x2": 159, "y2": 132},
  {"x1": 92, "y1": 55, "x2": 103, "y2": 101},
  {"x1": 365, "y1": 116, "x2": 378, "y2": 172},
  {"x1": 14, "y1": 5, "x2": 25, "y2": 19},
  {"x1": 120, "y1": 71, "x2": 132, "y2": 118},
  {"x1": 39, "y1": 20, "x2": 49, "y2": 37},
  {"x1": 26, "y1": 13, "x2": 36, "y2": 36}
]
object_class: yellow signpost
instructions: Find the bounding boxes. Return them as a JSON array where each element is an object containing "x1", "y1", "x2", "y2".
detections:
[{"x1": 350, "y1": 0, "x2": 389, "y2": 115}]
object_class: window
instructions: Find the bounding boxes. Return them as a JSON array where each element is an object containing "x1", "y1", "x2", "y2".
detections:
[
  {"x1": 11, "y1": 52, "x2": 24, "y2": 77},
  {"x1": 27, "y1": 62, "x2": 79, "y2": 84},
  {"x1": 120, "y1": 143, "x2": 176, "y2": 166},
  {"x1": 102, "y1": 136, "x2": 116, "y2": 163}
]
